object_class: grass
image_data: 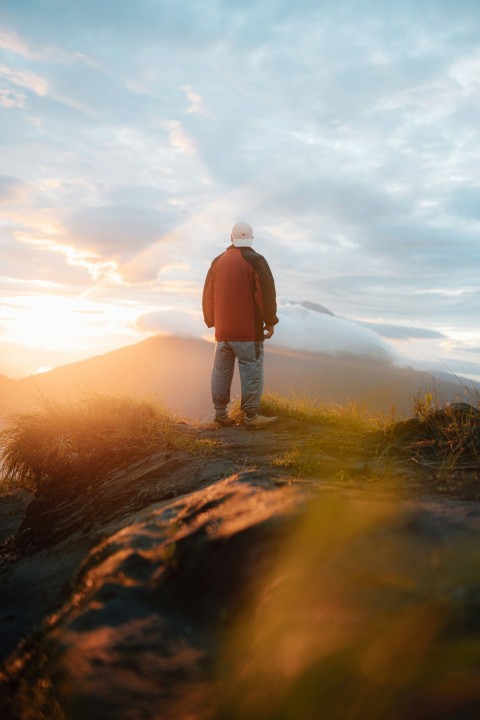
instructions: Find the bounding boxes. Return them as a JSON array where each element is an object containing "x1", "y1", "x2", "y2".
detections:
[
  {"x1": 231, "y1": 392, "x2": 383, "y2": 431},
  {"x1": 382, "y1": 394, "x2": 480, "y2": 475},
  {"x1": 232, "y1": 392, "x2": 480, "y2": 494},
  {"x1": 232, "y1": 393, "x2": 387, "y2": 482},
  {"x1": 1, "y1": 390, "x2": 479, "y2": 498},
  {"x1": 0, "y1": 392, "x2": 218, "y2": 493}
]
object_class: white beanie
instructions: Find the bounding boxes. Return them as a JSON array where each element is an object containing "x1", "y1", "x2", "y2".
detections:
[{"x1": 231, "y1": 221, "x2": 253, "y2": 247}]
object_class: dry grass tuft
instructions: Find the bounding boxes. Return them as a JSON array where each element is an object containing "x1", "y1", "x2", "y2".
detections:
[
  {"x1": 0, "y1": 393, "x2": 217, "y2": 492},
  {"x1": 231, "y1": 392, "x2": 382, "y2": 431},
  {"x1": 384, "y1": 397, "x2": 480, "y2": 471}
]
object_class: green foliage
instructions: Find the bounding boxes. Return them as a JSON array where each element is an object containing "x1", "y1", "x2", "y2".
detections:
[
  {"x1": 412, "y1": 391, "x2": 437, "y2": 420},
  {"x1": 0, "y1": 393, "x2": 217, "y2": 492}
]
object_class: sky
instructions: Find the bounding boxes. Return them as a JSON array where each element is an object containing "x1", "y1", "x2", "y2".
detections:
[{"x1": 1, "y1": 0, "x2": 479, "y2": 380}]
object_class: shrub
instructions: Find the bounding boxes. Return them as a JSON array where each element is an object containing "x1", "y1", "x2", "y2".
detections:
[{"x1": 385, "y1": 400, "x2": 480, "y2": 469}]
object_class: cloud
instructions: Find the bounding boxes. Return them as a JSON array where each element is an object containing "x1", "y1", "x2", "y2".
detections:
[
  {"x1": 0, "y1": 28, "x2": 39, "y2": 59},
  {"x1": 0, "y1": 64, "x2": 48, "y2": 95},
  {"x1": 356, "y1": 321, "x2": 446, "y2": 340},
  {"x1": 64, "y1": 205, "x2": 182, "y2": 259},
  {"x1": 456, "y1": 347, "x2": 480, "y2": 354},
  {"x1": 270, "y1": 303, "x2": 394, "y2": 360},
  {"x1": 0, "y1": 88, "x2": 26, "y2": 108},
  {"x1": 135, "y1": 299, "x2": 394, "y2": 362},
  {"x1": 0, "y1": 176, "x2": 30, "y2": 205},
  {"x1": 136, "y1": 309, "x2": 204, "y2": 337},
  {"x1": 447, "y1": 187, "x2": 480, "y2": 220},
  {"x1": 0, "y1": 26, "x2": 94, "y2": 65},
  {"x1": 44, "y1": 242, "x2": 120, "y2": 283},
  {"x1": 163, "y1": 121, "x2": 197, "y2": 156},
  {"x1": 283, "y1": 300, "x2": 447, "y2": 341},
  {"x1": 0, "y1": 230, "x2": 97, "y2": 289},
  {"x1": 183, "y1": 85, "x2": 212, "y2": 117},
  {"x1": 102, "y1": 185, "x2": 171, "y2": 208}
]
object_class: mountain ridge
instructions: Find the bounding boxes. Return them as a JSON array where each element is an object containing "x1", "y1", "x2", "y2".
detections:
[{"x1": 0, "y1": 334, "x2": 475, "y2": 421}]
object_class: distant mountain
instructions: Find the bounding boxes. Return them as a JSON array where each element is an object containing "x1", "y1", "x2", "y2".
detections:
[
  {"x1": 0, "y1": 374, "x2": 16, "y2": 388},
  {"x1": 0, "y1": 374, "x2": 24, "y2": 414},
  {"x1": 290, "y1": 300, "x2": 334, "y2": 316},
  {"x1": 0, "y1": 335, "x2": 474, "y2": 423}
]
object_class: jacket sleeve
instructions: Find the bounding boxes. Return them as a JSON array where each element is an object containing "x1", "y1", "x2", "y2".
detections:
[
  {"x1": 256, "y1": 256, "x2": 279, "y2": 326},
  {"x1": 202, "y1": 265, "x2": 215, "y2": 328}
]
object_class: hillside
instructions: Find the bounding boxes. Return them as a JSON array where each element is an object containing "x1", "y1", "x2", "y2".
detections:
[
  {"x1": 1, "y1": 396, "x2": 480, "y2": 718},
  {"x1": 0, "y1": 335, "x2": 473, "y2": 422}
]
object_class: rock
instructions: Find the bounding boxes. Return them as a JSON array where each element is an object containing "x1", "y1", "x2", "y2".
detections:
[{"x1": 0, "y1": 469, "x2": 303, "y2": 719}]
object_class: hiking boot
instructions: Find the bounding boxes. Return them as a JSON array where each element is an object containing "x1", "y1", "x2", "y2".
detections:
[
  {"x1": 244, "y1": 414, "x2": 279, "y2": 430},
  {"x1": 214, "y1": 414, "x2": 236, "y2": 427}
]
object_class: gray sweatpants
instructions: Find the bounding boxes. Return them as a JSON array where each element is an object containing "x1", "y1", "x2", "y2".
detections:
[{"x1": 211, "y1": 340, "x2": 264, "y2": 418}]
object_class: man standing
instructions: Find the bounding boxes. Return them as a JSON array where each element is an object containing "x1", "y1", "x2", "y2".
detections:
[{"x1": 202, "y1": 221, "x2": 279, "y2": 429}]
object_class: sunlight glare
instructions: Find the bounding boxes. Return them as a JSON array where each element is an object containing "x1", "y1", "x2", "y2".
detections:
[{"x1": 3, "y1": 294, "x2": 140, "y2": 353}]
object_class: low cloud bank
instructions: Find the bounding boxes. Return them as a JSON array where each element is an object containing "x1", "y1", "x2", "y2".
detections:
[
  {"x1": 356, "y1": 320, "x2": 446, "y2": 340},
  {"x1": 136, "y1": 301, "x2": 395, "y2": 361},
  {"x1": 136, "y1": 309, "x2": 205, "y2": 338},
  {"x1": 271, "y1": 303, "x2": 394, "y2": 361}
]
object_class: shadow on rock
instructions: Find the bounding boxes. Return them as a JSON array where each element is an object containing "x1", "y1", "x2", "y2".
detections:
[{"x1": 0, "y1": 469, "x2": 303, "y2": 720}]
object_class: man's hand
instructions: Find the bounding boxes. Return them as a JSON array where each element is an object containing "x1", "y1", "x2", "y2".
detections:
[{"x1": 263, "y1": 324, "x2": 275, "y2": 339}]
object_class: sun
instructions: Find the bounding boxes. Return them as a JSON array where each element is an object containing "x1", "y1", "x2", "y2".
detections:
[
  {"x1": 0, "y1": 292, "x2": 148, "y2": 377},
  {"x1": 4, "y1": 294, "x2": 137, "y2": 354},
  {"x1": 9, "y1": 296, "x2": 83, "y2": 351}
]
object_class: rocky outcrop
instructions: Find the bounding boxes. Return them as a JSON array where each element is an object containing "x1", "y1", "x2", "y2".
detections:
[{"x1": 1, "y1": 467, "x2": 303, "y2": 719}]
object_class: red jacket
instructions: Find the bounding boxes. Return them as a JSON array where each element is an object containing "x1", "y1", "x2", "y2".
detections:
[{"x1": 202, "y1": 246, "x2": 278, "y2": 342}]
